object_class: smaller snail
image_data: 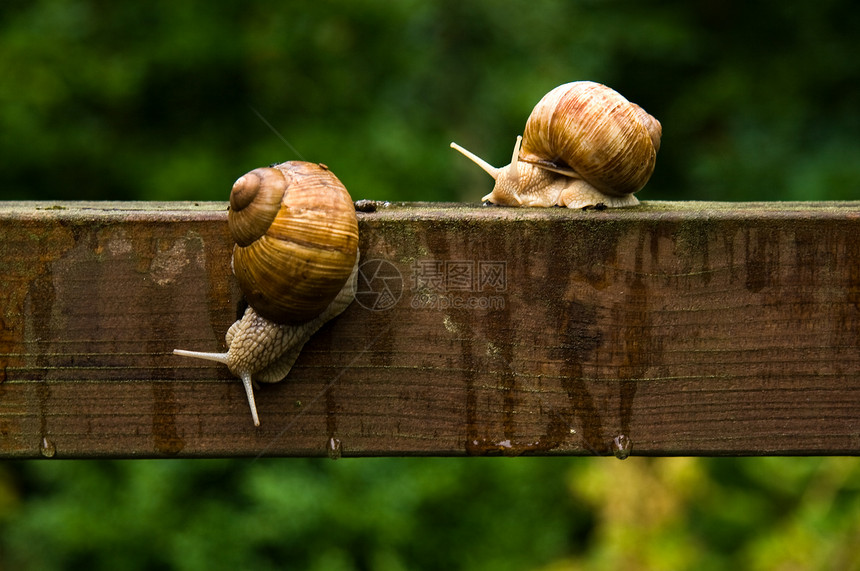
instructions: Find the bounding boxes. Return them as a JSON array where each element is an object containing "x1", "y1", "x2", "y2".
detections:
[
  {"x1": 451, "y1": 81, "x2": 661, "y2": 209},
  {"x1": 174, "y1": 161, "x2": 359, "y2": 426}
]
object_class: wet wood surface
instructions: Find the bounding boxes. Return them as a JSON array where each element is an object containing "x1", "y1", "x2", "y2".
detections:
[{"x1": 0, "y1": 201, "x2": 858, "y2": 459}]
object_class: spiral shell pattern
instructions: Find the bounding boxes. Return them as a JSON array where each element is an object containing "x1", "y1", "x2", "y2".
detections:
[
  {"x1": 520, "y1": 81, "x2": 661, "y2": 197},
  {"x1": 229, "y1": 161, "x2": 359, "y2": 324}
]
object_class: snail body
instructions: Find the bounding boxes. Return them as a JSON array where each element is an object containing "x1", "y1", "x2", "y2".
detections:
[
  {"x1": 174, "y1": 161, "x2": 359, "y2": 426},
  {"x1": 450, "y1": 81, "x2": 661, "y2": 208}
]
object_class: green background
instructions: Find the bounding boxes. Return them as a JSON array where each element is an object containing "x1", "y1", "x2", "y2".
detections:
[{"x1": 1, "y1": 1, "x2": 858, "y2": 569}]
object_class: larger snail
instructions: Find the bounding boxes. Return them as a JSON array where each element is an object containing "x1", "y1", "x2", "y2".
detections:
[
  {"x1": 174, "y1": 161, "x2": 360, "y2": 426},
  {"x1": 450, "y1": 81, "x2": 662, "y2": 208}
]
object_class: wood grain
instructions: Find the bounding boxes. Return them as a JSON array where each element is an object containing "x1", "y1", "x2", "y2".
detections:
[{"x1": 0, "y1": 201, "x2": 858, "y2": 458}]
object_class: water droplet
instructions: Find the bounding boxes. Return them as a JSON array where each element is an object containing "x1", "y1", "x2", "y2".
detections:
[
  {"x1": 612, "y1": 434, "x2": 632, "y2": 460},
  {"x1": 40, "y1": 437, "x2": 56, "y2": 458},
  {"x1": 326, "y1": 437, "x2": 342, "y2": 460}
]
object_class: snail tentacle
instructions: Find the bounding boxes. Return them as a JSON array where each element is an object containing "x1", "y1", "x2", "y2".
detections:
[
  {"x1": 173, "y1": 161, "x2": 359, "y2": 426},
  {"x1": 451, "y1": 81, "x2": 661, "y2": 209},
  {"x1": 172, "y1": 349, "x2": 230, "y2": 365}
]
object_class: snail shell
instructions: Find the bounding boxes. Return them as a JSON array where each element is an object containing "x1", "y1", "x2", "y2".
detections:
[
  {"x1": 230, "y1": 161, "x2": 359, "y2": 324},
  {"x1": 450, "y1": 81, "x2": 661, "y2": 208},
  {"x1": 174, "y1": 161, "x2": 360, "y2": 426}
]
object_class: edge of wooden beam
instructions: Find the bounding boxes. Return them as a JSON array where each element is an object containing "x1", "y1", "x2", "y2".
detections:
[{"x1": 1, "y1": 201, "x2": 858, "y2": 458}]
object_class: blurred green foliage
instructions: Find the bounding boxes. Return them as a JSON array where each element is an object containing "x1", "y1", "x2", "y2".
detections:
[
  {"x1": 1, "y1": 0, "x2": 858, "y2": 202},
  {"x1": 2, "y1": 457, "x2": 859, "y2": 569},
  {"x1": 2, "y1": 1, "x2": 859, "y2": 569}
]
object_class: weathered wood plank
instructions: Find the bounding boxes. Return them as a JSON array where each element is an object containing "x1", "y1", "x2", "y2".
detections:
[{"x1": 0, "y1": 201, "x2": 858, "y2": 458}]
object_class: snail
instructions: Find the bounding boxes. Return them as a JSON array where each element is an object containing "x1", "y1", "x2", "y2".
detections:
[
  {"x1": 450, "y1": 81, "x2": 661, "y2": 208},
  {"x1": 174, "y1": 161, "x2": 360, "y2": 426}
]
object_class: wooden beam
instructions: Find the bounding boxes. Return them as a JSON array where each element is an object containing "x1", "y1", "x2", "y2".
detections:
[{"x1": 0, "y1": 201, "x2": 858, "y2": 458}]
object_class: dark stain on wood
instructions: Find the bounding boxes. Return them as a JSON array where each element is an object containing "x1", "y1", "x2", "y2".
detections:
[
  {"x1": 152, "y1": 381, "x2": 184, "y2": 455},
  {"x1": 555, "y1": 302, "x2": 604, "y2": 454}
]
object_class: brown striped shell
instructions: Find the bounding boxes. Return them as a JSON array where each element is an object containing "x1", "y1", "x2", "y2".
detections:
[
  {"x1": 520, "y1": 81, "x2": 661, "y2": 197},
  {"x1": 228, "y1": 161, "x2": 359, "y2": 325}
]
